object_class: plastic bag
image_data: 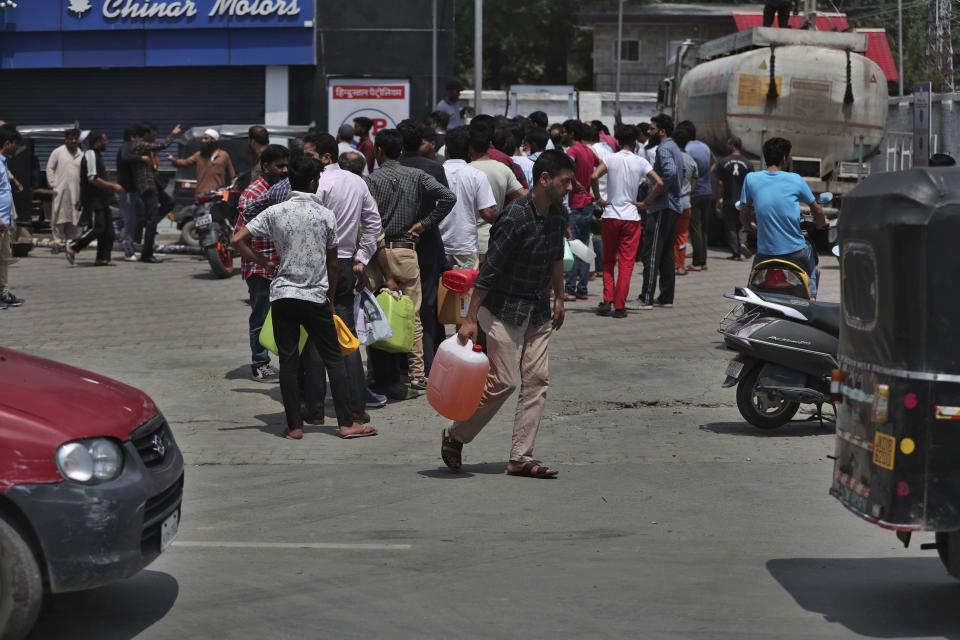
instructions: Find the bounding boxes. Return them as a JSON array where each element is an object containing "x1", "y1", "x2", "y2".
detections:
[
  {"x1": 355, "y1": 289, "x2": 393, "y2": 346},
  {"x1": 563, "y1": 240, "x2": 574, "y2": 271},
  {"x1": 371, "y1": 290, "x2": 415, "y2": 353}
]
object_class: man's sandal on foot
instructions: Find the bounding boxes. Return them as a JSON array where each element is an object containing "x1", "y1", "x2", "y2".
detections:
[
  {"x1": 338, "y1": 425, "x2": 378, "y2": 439},
  {"x1": 441, "y1": 430, "x2": 463, "y2": 472},
  {"x1": 507, "y1": 461, "x2": 558, "y2": 478}
]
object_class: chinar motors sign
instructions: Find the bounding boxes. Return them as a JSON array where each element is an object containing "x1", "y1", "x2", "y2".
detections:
[
  {"x1": 0, "y1": 0, "x2": 315, "y2": 67},
  {"x1": 71, "y1": 0, "x2": 302, "y2": 21}
]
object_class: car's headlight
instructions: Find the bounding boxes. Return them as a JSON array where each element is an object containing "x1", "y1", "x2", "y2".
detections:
[{"x1": 55, "y1": 438, "x2": 124, "y2": 483}]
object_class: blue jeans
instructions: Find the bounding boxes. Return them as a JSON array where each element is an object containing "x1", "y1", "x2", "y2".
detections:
[
  {"x1": 565, "y1": 205, "x2": 594, "y2": 295},
  {"x1": 247, "y1": 276, "x2": 272, "y2": 371},
  {"x1": 754, "y1": 242, "x2": 820, "y2": 298},
  {"x1": 118, "y1": 192, "x2": 144, "y2": 257}
]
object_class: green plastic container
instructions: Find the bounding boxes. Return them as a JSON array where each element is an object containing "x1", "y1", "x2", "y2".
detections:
[
  {"x1": 258, "y1": 308, "x2": 308, "y2": 355},
  {"x1": 371, "y1": 290, "x2": 415, "y2": 353},
  {"x1": 563, "y1": 240, "x2": 574, "y2": 271}
]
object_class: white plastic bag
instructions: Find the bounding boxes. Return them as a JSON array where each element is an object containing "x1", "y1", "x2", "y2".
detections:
[{"x1": 355, "y1": 288, "x2": 393, "y2": 346}]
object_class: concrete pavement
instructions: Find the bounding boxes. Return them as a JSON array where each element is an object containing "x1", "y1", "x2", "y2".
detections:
[{"x1": 5, "y1": 245, "x2": 956, "y2": 640}]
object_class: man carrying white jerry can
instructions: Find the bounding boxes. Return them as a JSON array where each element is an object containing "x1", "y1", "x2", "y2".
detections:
[{"x1": 436, "y1": 149, "x2": 573, "y2": 479}]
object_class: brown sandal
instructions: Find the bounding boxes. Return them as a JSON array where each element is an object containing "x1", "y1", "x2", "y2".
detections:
[
  {"x1": 338, "y1": 425, "x2": 378, "y2": 439},
  {"x1": 507, "y1": 461, "x2": 558, "y2": 478},
  {"x1": 441, "y1": 430, "x2": 463, "y2": 472}
]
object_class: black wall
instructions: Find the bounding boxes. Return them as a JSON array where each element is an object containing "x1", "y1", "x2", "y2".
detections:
[{"x1": 310, "y1": 0, "x2": 456, "y2": 127}]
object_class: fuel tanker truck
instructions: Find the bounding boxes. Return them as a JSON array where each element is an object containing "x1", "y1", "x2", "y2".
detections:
[{"x1": 662, "y1": 27, "x2": 888, "y2": 197}]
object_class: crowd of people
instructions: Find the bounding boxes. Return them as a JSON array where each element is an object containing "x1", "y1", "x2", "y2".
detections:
[{"x1": 0, "y1": 108, "x2": 761, "y2": 477}]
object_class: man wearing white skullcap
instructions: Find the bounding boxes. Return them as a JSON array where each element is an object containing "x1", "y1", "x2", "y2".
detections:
[{"x1": 167, "y1": 128, "x2": 235, "y2": 194}]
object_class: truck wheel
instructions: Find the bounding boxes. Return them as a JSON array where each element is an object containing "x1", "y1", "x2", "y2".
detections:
[
  {"x1": 935, "y1": 531, "x2": 960, "y2": 579},
  {"x1": 0, "y1": 515, "x2": 43, "y2": 640},
  {"x1": 736, "y1": 366, "x2": 800, "y2": 429}
]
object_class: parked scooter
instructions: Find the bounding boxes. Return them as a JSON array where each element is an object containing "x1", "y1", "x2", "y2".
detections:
[
  {"x1": 719, "y1": 287, "x2": 839, "y2": 429},
  {"x1": 195, "y1": 182, "x2": 241, "y2": 279}
]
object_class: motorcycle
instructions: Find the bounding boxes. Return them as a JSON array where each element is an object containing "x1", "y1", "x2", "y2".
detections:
[
  {"x1": 719, "y1": 287, "x2": 839, "y2": 429},
  {"x1": 195, "y1": 182, "x2": 241, "y2": 279}
]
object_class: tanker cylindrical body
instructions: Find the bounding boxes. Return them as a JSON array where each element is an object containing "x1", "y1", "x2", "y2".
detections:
[{"x1": 676, "y1": 45, "x2": 888, "y2": 165}]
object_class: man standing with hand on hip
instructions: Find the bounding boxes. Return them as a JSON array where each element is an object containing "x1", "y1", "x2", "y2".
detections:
[{"x1": 439, "y1": 149, "x2": 573, "y2": 479}]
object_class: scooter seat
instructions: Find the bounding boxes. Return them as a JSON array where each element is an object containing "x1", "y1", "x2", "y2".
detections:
[
  {"x1": 748, "y1": 290, "x2": 841, "y2": 336},
  {"x1": 802, "y1": 301, "x2": 841, "y2": 336}
]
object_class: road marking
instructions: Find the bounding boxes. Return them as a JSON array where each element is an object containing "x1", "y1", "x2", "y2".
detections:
[{"x1": 172, "y1": 541, "x2": 411, "y2": 551}]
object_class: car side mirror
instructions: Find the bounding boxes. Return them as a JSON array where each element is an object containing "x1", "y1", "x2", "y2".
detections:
[{"x1": 818, "y1": 192, "x2": 834, "y2": 205}]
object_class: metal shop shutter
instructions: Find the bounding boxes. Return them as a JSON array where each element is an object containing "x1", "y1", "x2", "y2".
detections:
[{"x1": 0, "y1": 67, "x2": 266, "y2": 170}]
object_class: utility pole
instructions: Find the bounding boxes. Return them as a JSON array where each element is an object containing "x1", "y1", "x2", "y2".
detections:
[
  {"x1": 615, "y1": 0, "x2": 623, "y2": 114},
  {"x1": 431, "y1": 0, "x2": 438, "y2": 109},
  {"x1": 929, "y1": 0, "x2": 955, "y2": 92},
  {"x1": 897, "y1": 0, "x2": 904, "y2": 97},
  {"x1": 474, "y1": 0, "x2": 483, "y2": 116}
]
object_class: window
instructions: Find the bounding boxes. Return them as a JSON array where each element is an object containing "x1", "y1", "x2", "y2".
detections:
[{"x1": 613, "y1": 39, "x2": 640, "y2": 62}]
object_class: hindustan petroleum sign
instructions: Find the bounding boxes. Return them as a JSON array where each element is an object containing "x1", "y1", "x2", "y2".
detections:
[
  {"x1": 332, "y1": 85, "x2": 406, "y2": 101},
  {"x1": 328, "y1": 78, "x2": 411, "y2": 137}
]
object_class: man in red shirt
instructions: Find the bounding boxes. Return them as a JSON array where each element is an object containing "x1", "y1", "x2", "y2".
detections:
[
  {"x1": 353, "y1": 117, "x2": 376, "y2": 173},
  {"x1": 563, "y1": 120, "x2": 602, "y2": 300},
  {"x1": 235, "y1": 144, "x2": 290, "y2": 382}
]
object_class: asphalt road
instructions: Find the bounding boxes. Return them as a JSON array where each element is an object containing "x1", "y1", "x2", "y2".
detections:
[{"x1": 6, "y1": 243, "x2": 957, "y2": 640}]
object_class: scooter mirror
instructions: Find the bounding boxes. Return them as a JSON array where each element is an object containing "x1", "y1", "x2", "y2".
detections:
[
  {"x1": 818, "y1": 192, "x2": 834, "y2": 205},
  {"x1": 735, "y1": 200, "x2": 742, "y2": 211},
  {"x1": 831, "y1": 245, "x2": 840, "y2": 257}
]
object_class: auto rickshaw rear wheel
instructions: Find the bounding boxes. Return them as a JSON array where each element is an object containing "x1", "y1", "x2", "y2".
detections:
[
  {"x1": 0, "y1": 514, "x2": 43, "y2": 640},
  {"x1": 935, "y1": 531, "x2": 960, "y2": 579},
  {"x1": 736, "y1": 367, "x2": 800, "y2": 429}
]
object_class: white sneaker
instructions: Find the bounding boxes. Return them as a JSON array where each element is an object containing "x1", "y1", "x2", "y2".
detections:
[{"x1": 124, "y1": 253, "x2": 140, "y2": 262}]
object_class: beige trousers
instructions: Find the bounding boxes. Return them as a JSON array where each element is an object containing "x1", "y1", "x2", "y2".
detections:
[
  {"x1": 367, "y1": 247, "x2": 425, "y2": 379},
  {"x1": 0, "y1": 228, "x2": 11, "y2": 296},
  {"x1": 449, "y1": 306, "x2": 553, "y2": 462}
]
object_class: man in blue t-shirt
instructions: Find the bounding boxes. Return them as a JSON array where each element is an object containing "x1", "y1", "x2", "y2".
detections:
[{"x1": 740, "y1": 137, "x2": 826, "y2": 296}]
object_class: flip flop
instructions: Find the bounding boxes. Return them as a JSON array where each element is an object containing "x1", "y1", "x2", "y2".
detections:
[
  {"x1": 506, "y1": 461, "x2": 558, "y2": 478},
  {"x1": 338, "y1": 425, "x2": 378, "y2": 439}
]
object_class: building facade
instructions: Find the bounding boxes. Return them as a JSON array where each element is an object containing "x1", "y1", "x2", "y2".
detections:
[{"x1": 0, "y1": 0, "x2": 454, "y2": 163}]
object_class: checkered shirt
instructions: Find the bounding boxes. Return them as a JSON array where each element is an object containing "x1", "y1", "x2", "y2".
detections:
[
  {"x1": 475, "y1": 193, "x2": 566, "y2": 327},
  {"x1": 236, "y1": 176, "x2": 276, "y2": 281},
  {"x1": 363, "y1": 160, "x2": 456, "y2": 243}
]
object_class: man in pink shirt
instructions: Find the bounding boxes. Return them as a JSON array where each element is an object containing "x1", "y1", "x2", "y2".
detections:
[
  {"x1": 314, "y1": 134, "x2": 383, "y2": 423},
  {"x1": 563, "y1": 119, "x2": 601, "y2": 300}
]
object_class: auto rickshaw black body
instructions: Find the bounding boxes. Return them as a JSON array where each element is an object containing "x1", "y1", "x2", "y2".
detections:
[{"x1": 831, "y1": 167, "x2": 960, "y2": 578}]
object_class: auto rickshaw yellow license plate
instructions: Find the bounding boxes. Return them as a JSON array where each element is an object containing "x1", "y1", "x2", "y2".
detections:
[{"x1": 872, "y1": 432, "x2": 896, "y2": 470}]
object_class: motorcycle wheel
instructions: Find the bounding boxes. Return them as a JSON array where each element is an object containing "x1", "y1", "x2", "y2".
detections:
[
  {"x1": 180, "y1": 220, "x2": 200, "y2": 246},
  {"x1": 205, "y1": 241, "x2": 234, "y2": 279},
  {"x1": 736, "y1": 366, "x2": 800, "y2": 429}
]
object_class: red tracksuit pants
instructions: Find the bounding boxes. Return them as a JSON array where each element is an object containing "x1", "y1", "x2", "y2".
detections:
[{"x1": 601, "y1": 218, "x2": 642, "y2": 310}]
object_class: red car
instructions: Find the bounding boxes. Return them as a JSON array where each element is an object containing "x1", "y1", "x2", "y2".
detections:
[{"x1": 0, "y1": 347, "x2": 184, "y2": 640}]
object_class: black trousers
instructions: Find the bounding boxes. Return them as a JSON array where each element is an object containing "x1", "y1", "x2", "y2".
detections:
[
  {"x1": 689, "y1": 195, "x2": 712, "y2": 267},
  {"x1": 71, "y1": 206, "x2": 115, "y2": 262},
  {"x1": 722, "y1": 204, "x2": 746, "y2": 257},
  {"x1": 272, "y1": 298, "x2": 352, "y2": 429},
  {"x1": 763, "y1": 0, "x2": 791, "y2": 27},
  {"x1": 139, "y1": 190, "x2": 160, "y2": 260},
  {"x1": 312, "y1": 258, "x2": 365, "y2": 414},
  {"x1": 417, "y1": 228, "x2": 446, "y2": 375},
  {"x1": 640, "y1": 209, "x2": 679, "y2": 305}
]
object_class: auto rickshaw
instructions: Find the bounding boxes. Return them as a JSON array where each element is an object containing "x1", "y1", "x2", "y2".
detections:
[{"x1": 830, "y1": 166, "x2": 960, "y2": 578}]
